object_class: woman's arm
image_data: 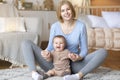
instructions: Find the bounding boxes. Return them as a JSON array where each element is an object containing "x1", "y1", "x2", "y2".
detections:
[
  {"x1": 68, "y1": 23, "x2": 88, "y2": 61},
  {"x1": 79, "y1": 23, "x2": 88, "y2": 58},
  {"x1": 45, "y1": 24, "x2": 56, "y2": 51}
]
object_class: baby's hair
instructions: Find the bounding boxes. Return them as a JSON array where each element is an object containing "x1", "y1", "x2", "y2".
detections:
[{"x1": 53, "y1": 35, "x2": 67, "y2": 47}]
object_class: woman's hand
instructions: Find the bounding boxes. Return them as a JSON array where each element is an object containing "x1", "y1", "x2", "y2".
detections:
[
  {"x1": 68, "y1": 53, "x2": 82, "y2": 62},
  {"x1": 41, "y1": 50, "x2": 51, "y2": 61}
]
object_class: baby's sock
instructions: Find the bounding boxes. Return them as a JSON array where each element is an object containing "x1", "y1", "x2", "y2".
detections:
[
  {"x1": 43, "y1": 73, "x2": 49, "y2": 79},
  {"x1": 38, "y1": 70, "x2": 49, "y2": 79},
  {"x1": 32, "y1": 71, "x2": 43, "y2": 80},
  {"x1": 63, "y1": 73, "x2": 80, "y2": 80}
]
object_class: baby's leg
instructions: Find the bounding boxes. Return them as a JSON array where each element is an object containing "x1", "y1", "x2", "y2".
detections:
[
  {"x1": 63, "y1": 69, "x2": 71, "y2": 76},
  {"x1": 46, "y1": 69, "x2": 55, "y2": 76},
  {"x1": 38, "y1": 69, "x2": 55, "y2": 79},
  {"x1": 55, "y1": 69, "x2": 71, "y2": 76}
]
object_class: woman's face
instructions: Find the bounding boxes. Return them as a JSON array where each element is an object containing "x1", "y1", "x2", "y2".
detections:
[{"x1": 61, "y1": 4, "x2": 72, "y2": 21}]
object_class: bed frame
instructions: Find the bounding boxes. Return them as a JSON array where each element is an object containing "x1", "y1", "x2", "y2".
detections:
[
  {"x1": 76, "y1": 6, "x2": 120, "y2": 17},
  {"x1": 76, "y1": 6, "x2": 120, "y2": 51}
]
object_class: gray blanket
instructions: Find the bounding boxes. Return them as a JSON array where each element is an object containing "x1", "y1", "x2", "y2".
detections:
[{"x1": 0, "y1": 32, "x2": 38, "y2": 66}]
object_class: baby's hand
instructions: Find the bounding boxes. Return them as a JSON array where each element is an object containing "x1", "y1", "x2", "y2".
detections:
[
  {"x1": 41, "y1": 50, "x2": 51, "y2": 60},
  {"x1": 68, "y1": 53, "x2": 76, "y2": 61},
  {"x1": 68, "y1": 53, "x2": 82, "y2": 62}
]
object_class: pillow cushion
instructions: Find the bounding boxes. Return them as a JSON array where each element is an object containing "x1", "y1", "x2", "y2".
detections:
[
  {"x1": 0, "y1": 18, "x2": 5, "y2": 32},
  {"x1": 102, "y1": 11, "x2": 120, "y2": 28},
  {"x1": 87, "y1": 15, "x2": 108, "y2": 28},
  {"x1": 4, "y1": 17, "x2": 26, "y2": 32},
  {"x1": 78, "y1": 15, "x2": 91, "y2": 28},
  {"x1": 0, "y1": 17, "x2": 26, "y2": 32}
]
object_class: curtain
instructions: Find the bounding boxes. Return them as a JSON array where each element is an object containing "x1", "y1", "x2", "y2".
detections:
[
  {"x1": 68, "y1": 0, "x2": 91, "y2": 18},
  {"x1": 68, "y1": 0, "x2": 90, "y2": 7},
  {"x1": 0, "y1": 0, "x2": 18, "y2": 17}
]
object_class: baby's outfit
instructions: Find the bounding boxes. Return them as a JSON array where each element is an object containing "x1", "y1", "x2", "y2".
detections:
[{"x1": 47, "y1": 49, "x2": 71, "y2": 76}]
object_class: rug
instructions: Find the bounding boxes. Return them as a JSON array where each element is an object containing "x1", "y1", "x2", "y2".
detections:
[{"x1": 0, "y1": 66, "x2": 120, "y2": 80}]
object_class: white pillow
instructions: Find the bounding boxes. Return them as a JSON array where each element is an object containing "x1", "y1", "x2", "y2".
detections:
[
  {"x1": 87, "y1": 15, "x2": 108, "y2": 28},
  {"x1": 4, "y1": 17, "x2": 26, "y2": 32},
  {"x1": 102, "y1": 11, "x2": 120, "y2": 28},
  {"x1": 0, "y1": 18, "x2": 5, "y2": 32},
  {"x1": 78, "y1": 15, "x2": 91, "y2": 28},
  {"x1": 0, "y1": 17, "x2": 26, "y2": 33}
]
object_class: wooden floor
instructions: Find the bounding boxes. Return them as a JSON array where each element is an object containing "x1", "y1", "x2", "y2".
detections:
[
  {"x1": 0, "y1": 41, "x2": 120, "y2": 70},
  {"x1": 90, "y1": 49, "x2": 120, "y2": 70},
  {"x1": 102, "y1": 50, "x2": 120, "y2": 70}
]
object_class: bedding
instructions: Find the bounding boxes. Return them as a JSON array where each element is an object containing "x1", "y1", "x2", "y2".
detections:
[
  {"x1": 0, "y1": 32, "x2": 38, "y2": 66},
  {"x1": 87, "y1": 28, "x2": 120, "y2": 50},
  {"x1": 87, "y1": 15, "x2": 108, "y2": 28},
  {"x1": 102, "y1": 11, "x2": 120, "y2": 28},
  {"x1": 0, "y1": 17, "x2": 26, "y2": 32},
  {"x1": 5, "y1": 17, "x2": 26, "y2": 32},
  {"x1": 78, "y1": 6, "x2": 120, "y2": 51},
  {"x1": 0, "y1": 18, "x2": 5, "y2": 32},
  {"x1": 0, "y1": 17, "x2": 42, "y2": 67}
]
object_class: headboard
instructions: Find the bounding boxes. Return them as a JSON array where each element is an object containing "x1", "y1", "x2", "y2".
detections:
[{"x1": 76, "y1": 6, "x2": 120, "y2": 16}]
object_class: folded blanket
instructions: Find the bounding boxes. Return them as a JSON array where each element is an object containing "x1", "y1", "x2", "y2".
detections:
[{"x1": 87, "y1": 28, "x2": 120, "y2": 51}]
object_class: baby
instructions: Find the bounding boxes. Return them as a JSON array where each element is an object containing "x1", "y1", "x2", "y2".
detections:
[{"x1": 41, "y1": 35, "x2": 72, "y2": 79}]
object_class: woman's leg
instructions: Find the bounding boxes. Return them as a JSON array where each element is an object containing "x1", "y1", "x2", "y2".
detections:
[
  {"x1": 71, "y1": 48, "x2": 107, "y2": 75},
  {"x1": 21, "y1": 40, "x2": 54, "y2": 72},
  {"x1": 63, "y1": 48, "x2": 108, "y2": 80}
]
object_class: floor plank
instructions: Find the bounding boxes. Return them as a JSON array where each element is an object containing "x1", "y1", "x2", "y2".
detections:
[{"x1": 102, "y1": 50, "x2": 120, "y2": 70}]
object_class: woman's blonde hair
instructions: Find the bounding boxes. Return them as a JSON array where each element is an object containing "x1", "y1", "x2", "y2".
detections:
[{"x1": 56, "y1": 0, "x2": 76, "y2": 23}]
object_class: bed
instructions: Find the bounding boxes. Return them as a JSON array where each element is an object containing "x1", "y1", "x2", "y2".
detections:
[
  {"x1": 0, "y1": 17, "x2": 42, "y2": 67},
  {"x1": 77, "y1": 6, "x2": 120, "y2": 51}
]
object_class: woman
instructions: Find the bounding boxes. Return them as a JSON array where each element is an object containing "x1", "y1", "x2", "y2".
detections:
[{"x1": 21, "y1": 1, "x2": 108, "y2": 80}]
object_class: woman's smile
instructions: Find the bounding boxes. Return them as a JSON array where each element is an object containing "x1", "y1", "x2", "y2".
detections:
[{"x1": 61, "y1": 4, "x2": 72, "y2": 21}]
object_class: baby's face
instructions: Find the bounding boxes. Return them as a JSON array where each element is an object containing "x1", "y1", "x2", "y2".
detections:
[{"x1": 53, "y1": 37, "x2": 65, "y2": 52}]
